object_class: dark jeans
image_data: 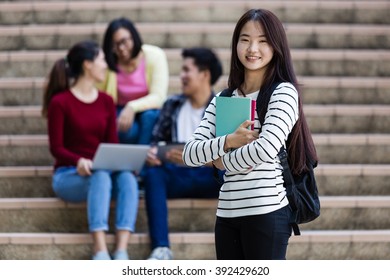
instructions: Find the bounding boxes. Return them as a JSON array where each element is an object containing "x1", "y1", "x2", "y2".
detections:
[
  {"x1": 143, "y1": 163, "x2": 221, "y2": 249},
  {"x1": 215, "y1": 205, "x2": 292, "y2": 260},
  {"x1": 117, "y1": 106, "x2": 159, "y2": 145}
]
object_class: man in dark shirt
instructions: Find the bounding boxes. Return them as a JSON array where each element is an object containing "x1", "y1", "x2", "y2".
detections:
[{"x1": 143, "y1": 48, "x2": 223, "y2": 260}]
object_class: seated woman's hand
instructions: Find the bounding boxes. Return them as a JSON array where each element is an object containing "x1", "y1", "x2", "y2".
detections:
[
  {"x1": 146, "y1": 146, "x2": 162, "y2": 166},
  {"x1": 224, "y1": 120, "x2": 259, "y2": 151},
  {"x1": 118, "y1": 104, "x2": 135, "y2": 132},
  {"x1": 77, "y1": 158, "x2": 93, "y2": 176}
]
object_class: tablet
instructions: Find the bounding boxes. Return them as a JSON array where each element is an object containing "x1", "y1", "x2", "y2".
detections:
[
  {"x1": 156, "y1": 142, "x2": 185, "y2": 163},
  {"x1": 92, "y1": 143, "x2": 149, "y2": 173}
]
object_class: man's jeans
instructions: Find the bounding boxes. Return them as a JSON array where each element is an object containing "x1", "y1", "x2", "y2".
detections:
[{"x1": 144, "y1": 164, "x2": 221, "y2": 249}]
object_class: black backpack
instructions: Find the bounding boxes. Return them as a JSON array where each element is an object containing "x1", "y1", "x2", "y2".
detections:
[{"x1": 219, "y1": 86, "x2": 320, "y2": 235}]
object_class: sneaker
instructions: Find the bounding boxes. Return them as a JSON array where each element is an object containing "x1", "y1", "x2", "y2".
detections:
[
  {"x1": 112, "y1": 249, "x2": 129, "y2": 260},
  {"x1": 147, "y1": 247, "x2": 173, "y2": 260},
  {"x1": 92, "y1": 251, "x2": 111, "y2": 260}
]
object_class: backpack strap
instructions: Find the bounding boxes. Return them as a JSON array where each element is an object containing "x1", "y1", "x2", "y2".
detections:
[
  {"x1": 278, "y1": 146, "x2": 301, "y2": 235},
  {"x1": 219, "y1": 88, "x2": 234, "y2": 97}
]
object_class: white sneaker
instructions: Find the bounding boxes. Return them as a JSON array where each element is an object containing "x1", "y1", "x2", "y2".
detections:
[
  {"x1": 92, "y1": 251, "x2": 111, "y2": 260},
  {"x1": 112, "y1": 249, "x2": 129, "y2": 260},
  {"x1": 147, "y1": 247, "x2": 173, "y2": 260}
]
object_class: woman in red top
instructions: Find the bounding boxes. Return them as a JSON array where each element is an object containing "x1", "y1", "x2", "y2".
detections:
[{"x1": 42, "y1": 41, "x2": 139, "y2": 260}]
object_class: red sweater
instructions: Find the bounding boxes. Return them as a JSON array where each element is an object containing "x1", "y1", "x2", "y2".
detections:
[{"x1": 47, "y1": 90, "x2": 118, "y2": 169}]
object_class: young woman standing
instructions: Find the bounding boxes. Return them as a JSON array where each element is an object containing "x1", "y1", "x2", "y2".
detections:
[{"x1": 182, "y1": 9, "x2": 317, "y2": 260}]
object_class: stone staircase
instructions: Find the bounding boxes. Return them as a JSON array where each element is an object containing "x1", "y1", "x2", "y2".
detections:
[{"x1": 0, "y1": 0, "x2": 389, "y2": 260}]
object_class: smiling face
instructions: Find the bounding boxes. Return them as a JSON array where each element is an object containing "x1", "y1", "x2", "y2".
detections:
[
  {"x1": 112, "y1": 27, "x2": 134, "y2": 63},
  {"x1": 180, "y1": 57, "x2": 208, "y2": 97},
  {"x1": 236, "y1": 20, "x2": 274, "y2": 75}
]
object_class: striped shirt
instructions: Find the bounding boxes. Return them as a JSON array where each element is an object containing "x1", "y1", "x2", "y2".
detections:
[{"x1": 182, "y1": 83, "x2": 299, "y2": 218}]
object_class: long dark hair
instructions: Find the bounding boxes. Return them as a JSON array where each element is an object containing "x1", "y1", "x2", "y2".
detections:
[
  {"x1": 42, "y1": 40, "x2": 100, "y2": 118},
  {"x1": 228, "y1": 9, "x2": 318, "y2": 174},
  {"x1": 102, "y1": 17, "x2": 143, "y2": 72}
]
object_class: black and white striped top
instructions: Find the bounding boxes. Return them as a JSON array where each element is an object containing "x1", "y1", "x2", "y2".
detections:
[{"x1": 182, "y1": 82, "x2": 299, "y2": 218}]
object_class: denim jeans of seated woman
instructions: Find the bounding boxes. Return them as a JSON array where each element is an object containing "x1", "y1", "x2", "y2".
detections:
[
  {"x1": 53, "y1": 167, "x2": 139, "y2": 232},
  {"x1": 116, "y1": 106, "x2": 160, "y2": 145},
  {"x1": 143, "y1": 163, "x2": 221, "y2": 249}
]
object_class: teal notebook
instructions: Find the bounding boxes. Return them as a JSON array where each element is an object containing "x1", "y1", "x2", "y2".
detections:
[{"x1": 215, "y1": 96, "x2": 254, "y2": 137}]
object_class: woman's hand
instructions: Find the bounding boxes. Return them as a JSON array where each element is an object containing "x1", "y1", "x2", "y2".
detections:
[
  {"x1": 212, "y1": 157, "x2": 225, "y2": 170},
  {"x1": 213, "y1": 157, "x2": 253, "y2": 172},
  {"x1": 146, "y1": 146, "x2": 162, "y2": 167},
  {"x1": 77, "y1": 158, "x2": 93, "y2": 176},
  {"x1": 224, "y1": 120, "x2": 259, "y2": 151},
  {"x1": 118, "y1": 104, "x2": 135, "y2": 132}
]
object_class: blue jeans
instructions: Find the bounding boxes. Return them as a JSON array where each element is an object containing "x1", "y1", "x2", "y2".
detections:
[
  {"x1": 117, "y1": 107, "x2": 160, "y2": 145},
  {"x1": 143, "y1": 164, "x2": 221, "y2": 249},
  {"x1": 215, "y1": 206, "x2": 292, "y2": 260},
  {"x1": 53, "y1": 167, "x2": 139, "y2": 232}
]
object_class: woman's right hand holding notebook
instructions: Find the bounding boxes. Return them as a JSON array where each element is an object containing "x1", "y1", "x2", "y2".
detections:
[{"x1": 224, "y1": 120, "x2": 258, "y2": 151}]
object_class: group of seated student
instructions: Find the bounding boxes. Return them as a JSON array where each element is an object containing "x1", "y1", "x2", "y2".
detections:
[{"x1": 43, "y1": 17, "x2": 223, "y2": 260}]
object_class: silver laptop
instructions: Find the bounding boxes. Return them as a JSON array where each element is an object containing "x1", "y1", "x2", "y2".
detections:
[{"x1": 92, "y1": 143, "x2": 149, "y2": 173}]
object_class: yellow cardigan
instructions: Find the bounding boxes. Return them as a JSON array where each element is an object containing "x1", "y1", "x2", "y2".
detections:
[{"x1": 98, "y1": 44, "x2": 169, "y2": 113}]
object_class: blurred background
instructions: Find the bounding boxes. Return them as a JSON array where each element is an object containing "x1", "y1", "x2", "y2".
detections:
[{"x1": 0, "y1": 0, "x2": 389, "y2": 259}]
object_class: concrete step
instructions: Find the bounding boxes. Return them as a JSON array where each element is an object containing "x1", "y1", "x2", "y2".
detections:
[
  {"x1": 0, "y1": 196, "x2": 390, "y2": 233},
  {"x1": 0, "y1": 166, "x2": 54, "y2": 198},
  {"x1": 1, "y1": 76, "x2": 389, "y2": 106},
  {"x1": 316, "y1": 164, "x2": 390, "y2": 196},
  {"x1": 0, "y1": 22, "x2": 389, "y2": 51},
  {"x1": 0, "y1": 105, "x2": 389, "y2": 134},
  {"x1": 1, "y1": 230, "x2": 389, "y2": 260},
  {"x1": 1, "y1": 164, "x2": 390, "y2": 198},
  {"x1": 1, "y1": 49, "x2": 389, "y2": 78},
  {"x1": 0, "y1": 198, "x2": 213, "y2": 234},
  {"x1": 314, "y1": 134, "x2": 390, "y2": 164},
  {"x1": 1, "y1": 134, "x2": 390, "y2": 166},
  {"x1": 0, "y1": 0, "x2": 388, "y2": 25}
]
